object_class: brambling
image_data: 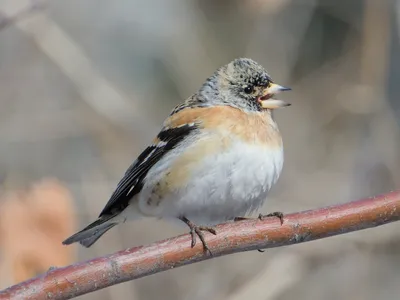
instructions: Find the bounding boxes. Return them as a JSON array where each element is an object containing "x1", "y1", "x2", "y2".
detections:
[{"x1": 63, "y1": 58, "x2": 291, "y2": 253}]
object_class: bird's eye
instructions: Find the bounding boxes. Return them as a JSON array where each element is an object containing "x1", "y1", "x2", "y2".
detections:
[{"x1": 244, "y1": 85, "x2": 254, "y2": 94}]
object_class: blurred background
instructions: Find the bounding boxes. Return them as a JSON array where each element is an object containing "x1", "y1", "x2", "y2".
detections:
[{"x1": 1, "y1": 0, "x2": 400, "y2": 299}]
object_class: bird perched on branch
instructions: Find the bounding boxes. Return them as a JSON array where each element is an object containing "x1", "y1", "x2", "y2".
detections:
[{"x1": 63, "y1": 58, "x2": 291, "y2": 253}]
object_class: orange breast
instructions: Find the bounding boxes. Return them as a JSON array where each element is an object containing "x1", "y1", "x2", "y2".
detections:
[{"x1": 164, "y1": 106, "x2": 282, "y2": 147}]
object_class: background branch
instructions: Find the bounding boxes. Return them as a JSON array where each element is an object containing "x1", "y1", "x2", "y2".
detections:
[
  {"x1": 0, "y1": 0, "x2": 46, "y2": 31},
  {"x1": 1, "y1": 191, "x2": 400, "y2": 300}
]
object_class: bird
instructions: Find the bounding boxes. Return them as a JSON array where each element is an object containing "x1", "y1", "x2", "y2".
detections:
[{"x1": 62, "y1": 58, "x2": 291, "y2": 253}]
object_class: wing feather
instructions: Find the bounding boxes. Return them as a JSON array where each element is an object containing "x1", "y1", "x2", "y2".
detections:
[{"x1": 99, "y1": 123, "x2": 198, "y2": 216}]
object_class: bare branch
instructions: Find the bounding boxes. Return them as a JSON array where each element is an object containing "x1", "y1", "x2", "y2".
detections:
[{"x1": 1, "y1": 191, "x2": 400, "y2": 300}]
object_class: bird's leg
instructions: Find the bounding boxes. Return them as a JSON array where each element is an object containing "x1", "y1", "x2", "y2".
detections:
[
  {"x1": 234, "y1": 212, "x2": 285, "y2": 253},
  {"x1": 179, "y1": 216, "x2": 217, "y2": 254}
]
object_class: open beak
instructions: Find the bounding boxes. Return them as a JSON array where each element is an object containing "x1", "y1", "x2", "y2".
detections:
[{"x1": 258, "y1": 83, "x2": 291, "y2": 109}]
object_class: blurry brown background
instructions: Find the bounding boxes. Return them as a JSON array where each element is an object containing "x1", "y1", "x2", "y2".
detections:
[{"x1": 1, "y1": 0, "x2": 400, "y2": 299}]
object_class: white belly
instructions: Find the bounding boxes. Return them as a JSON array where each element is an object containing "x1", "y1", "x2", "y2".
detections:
[{"x1": 138, "y1": 139, "x2": 284, "y2": 225}]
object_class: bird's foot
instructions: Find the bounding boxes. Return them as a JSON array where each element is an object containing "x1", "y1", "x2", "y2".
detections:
[
  {"x1": 234, "y1": 212, "x2": 284, "y2": 225},
  {"x1": 179, "y1": 217, "x2": 217, "y2": 255},
  {"x1": 258, "y1": 212, "x2": 284, "y2": 253},
  {"x1": 233, "y1": 216, "x2": 248, "y2": 222},
  {"x1": 234, "y1": 212, "x2": 285, "y2": 253},
  {"x1": 258, "y1": 211, "x2": 284, "y2": 225}
]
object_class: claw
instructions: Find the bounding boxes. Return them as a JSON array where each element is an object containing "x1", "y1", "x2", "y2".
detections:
[
  {"x1": 180, "y1": 217, "x2": 216, "y2": 255},
  {"x1": 259, "y1": 211, "x2": 284, "y2": 225},
  {"x1": 234, "y1": 212, "x2": 285, "y2": 253}
]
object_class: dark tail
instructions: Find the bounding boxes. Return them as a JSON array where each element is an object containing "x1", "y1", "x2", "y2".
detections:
[{"x1": 62, "y1": 216, "x2": 118, "y2": 248}]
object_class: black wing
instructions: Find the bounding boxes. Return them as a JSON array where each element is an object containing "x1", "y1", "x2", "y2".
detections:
[{"x1": 99, "y1": 123, "x2": 198, "y2": 217}]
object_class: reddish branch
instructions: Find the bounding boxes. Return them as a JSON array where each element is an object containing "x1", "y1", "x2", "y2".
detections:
[{"x1": 1, "y1": 191, "x2": 400, "y2": 300}]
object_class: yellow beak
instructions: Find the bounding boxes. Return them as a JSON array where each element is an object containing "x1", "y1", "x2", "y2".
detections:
[{"x1": 258, "y1": 83, "x2": 291, "y2": 109}]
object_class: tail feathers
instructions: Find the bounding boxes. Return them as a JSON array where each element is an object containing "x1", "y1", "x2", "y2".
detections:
[
  {"x1": 78, "y1": 222, "x2": 117, "y2": 248},
  {"x1": 62, "y1": 216, "x2": 118, "y2": 248}
]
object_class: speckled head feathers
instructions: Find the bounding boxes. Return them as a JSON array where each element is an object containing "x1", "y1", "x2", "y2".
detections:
[
  {"x1": 197, "y1": 58, "x2": 290, "y2": 112},
  {"x1": 224, "y1": 58, "x2": 271, "y2": 87}
]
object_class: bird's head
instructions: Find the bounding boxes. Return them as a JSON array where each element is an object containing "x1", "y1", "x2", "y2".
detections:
[{"x1": 198, "y1": 58, "x2": 291, "y2": 112}]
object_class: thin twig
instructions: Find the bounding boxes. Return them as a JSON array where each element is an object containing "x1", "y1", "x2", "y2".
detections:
[{"x1": 1, "y1": 191, "x2": 400, "y2": 300}]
